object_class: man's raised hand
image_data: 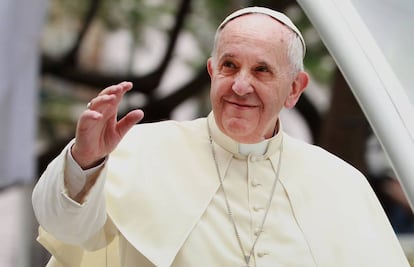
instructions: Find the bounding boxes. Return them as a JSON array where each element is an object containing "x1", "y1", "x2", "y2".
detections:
[{"x1": 71, "y1": 82, "x2": 144, "y2": 169}]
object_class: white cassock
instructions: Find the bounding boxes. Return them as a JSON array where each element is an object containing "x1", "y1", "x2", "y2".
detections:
[{"x1": 33, "y1": 113, "x2": 409, "y2": 267}]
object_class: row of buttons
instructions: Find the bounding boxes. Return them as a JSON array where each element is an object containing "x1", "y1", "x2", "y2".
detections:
[{"x1": 248, "y1": 158, "x2": 271, "y2": 261}]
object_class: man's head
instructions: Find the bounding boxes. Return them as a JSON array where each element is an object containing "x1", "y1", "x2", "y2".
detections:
[
  {"x1": 212, "y1": 7, "x2": 306, "y2": 74},
  {"x1": 208, "y1": 7, "x2": 309, "y2": 143}
]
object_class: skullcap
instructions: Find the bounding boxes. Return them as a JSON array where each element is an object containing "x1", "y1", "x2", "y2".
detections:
[{"x1": 217, "y1": 6, "x2": 306, "y2": 56}]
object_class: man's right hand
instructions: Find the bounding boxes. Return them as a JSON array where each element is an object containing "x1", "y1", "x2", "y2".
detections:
[{"x1": 71, "y1": 81, "x2": 144, "y2": 169}]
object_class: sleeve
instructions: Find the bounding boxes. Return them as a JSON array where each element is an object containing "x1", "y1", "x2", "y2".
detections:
[
  {"x1": 65, "y1": 144, "x2": 106, "y2": 198},
  {"x1": 32, "y1": 140, "x2": 109, "y2": 246}
]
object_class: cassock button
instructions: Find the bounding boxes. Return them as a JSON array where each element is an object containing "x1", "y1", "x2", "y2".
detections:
[
  {"x1": 257, "y1": 252, "x2": 268, "y2": 258},
  {"x1": 254, "y1": 228, "x2": 263, "y2": 236},
  {"x1": 253, "y1": 205, "x2": 262, "y2": 212},
  {"x1": 251, "y1": 180, "x2": 261, "y2": 187}
]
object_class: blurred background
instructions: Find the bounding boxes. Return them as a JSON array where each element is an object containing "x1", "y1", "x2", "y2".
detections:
[{"x1": 0, "y1": 0, "x2": 413, "y2": 266}]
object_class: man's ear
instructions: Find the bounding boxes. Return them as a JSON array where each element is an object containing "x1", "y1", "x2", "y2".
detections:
[
  {"x1": 284, "y1": 71, "x2": 309, "y2": 109},
  {"x1": 207, "y1": 57, "x2": 214, "y2": 78}
]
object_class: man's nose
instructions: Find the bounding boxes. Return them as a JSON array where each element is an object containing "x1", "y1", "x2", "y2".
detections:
[{"x1": 232, "y1": 72, "x2": 254, "y2": 96}]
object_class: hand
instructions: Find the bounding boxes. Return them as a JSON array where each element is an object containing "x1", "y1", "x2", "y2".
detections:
[{"x1": 71, "y1": 81, "x2": 144, "y2": 169}]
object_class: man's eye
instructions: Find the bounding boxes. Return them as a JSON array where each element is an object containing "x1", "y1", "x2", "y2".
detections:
[
  {"x1": 256, "y1": 66, "x2": 269, "y2": 72},
  {"x1": 223, "y1": 61, "x2": 236, "y2": 68}
]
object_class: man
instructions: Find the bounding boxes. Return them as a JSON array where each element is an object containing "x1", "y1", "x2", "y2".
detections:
[{"x1": 32, "y1": 6, "x2": 409, "y2": 267}]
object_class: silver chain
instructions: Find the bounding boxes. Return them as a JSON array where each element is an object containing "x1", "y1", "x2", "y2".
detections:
[{"x1": 207, "y1": 124, "x2": 283, "y2": 267}]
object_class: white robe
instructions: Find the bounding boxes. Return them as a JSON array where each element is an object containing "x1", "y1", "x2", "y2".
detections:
[{"x1": 33, "y1": 113, "x2": 409, "y2": 267}]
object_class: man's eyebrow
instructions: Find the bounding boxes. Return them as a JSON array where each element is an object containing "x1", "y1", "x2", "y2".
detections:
[
  {"x1": 257, "y1": 60, "x2": 270, "y2": 66},
  {"x1": 217, "y1": 54, "x2": 277, "y2": 72},
  {"x1": 219, "y1": 53, "x2": 235, "y2": 60}
]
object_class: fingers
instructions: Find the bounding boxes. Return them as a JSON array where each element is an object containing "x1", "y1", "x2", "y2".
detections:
[
  {"x1": 86, "y1": 94, "x2": 117, "y2": 115},
  {"x1": 86, "y1": 81, "x2": 133, "y2": 118},
  {"x1": 72, "y1": 82, "x2": 142, "y2": 169},
  {"x1": 77, "y1": 81, "x2": 143, "y2": 138},
  {"x1": 116, "y1": 109, "x2": 145, "y2": 138},
  {"x1": 98, "y1": 81, "x2": 133, "y2": 98},
  {"x1": 76, "y1": 109, "x2": 103, "y2": 131}
]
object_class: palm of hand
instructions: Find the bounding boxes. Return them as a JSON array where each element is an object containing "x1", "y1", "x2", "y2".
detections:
[{"x1": 71, "y1": 82, "x2": 144, "y2": 169}]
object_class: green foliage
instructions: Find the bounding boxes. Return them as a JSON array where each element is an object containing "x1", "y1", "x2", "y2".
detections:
[
  {"x1": 40, "y1": 0, "x2": 335, "y2": 146},
  {"x1": 99, "y1": 0, "x2": 179, "y2": 32}
]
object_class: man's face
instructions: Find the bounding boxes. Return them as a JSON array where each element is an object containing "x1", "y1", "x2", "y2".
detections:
[{"x1": 208, "y1": 14, "x2": 307, "y2": 143}]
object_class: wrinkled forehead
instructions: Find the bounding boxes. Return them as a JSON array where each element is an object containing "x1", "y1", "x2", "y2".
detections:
[{"x1": 217, "y1": 6, "x2": 306, "y2": 56}]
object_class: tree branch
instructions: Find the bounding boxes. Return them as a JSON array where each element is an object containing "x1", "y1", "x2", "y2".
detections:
[
  {"x1": 62, "y1": 0, "x2": 102, "y2": 66},
  {"x1": 41, "y1": 56, "x2": 158, "y2": 94},
  {"x1": 157, "y1": 0, "x2": 192, "y2": 75},
  {"x1": 141, "y1": 68, "x2": 210, "y2": 121},
  {"x1": 41, "y1": 0, "x2": 192, "y2": 94}
]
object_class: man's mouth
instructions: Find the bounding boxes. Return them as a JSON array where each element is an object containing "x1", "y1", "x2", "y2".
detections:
[{"x1": 227, "y1": 100, "x2": 257, "y2": 109}]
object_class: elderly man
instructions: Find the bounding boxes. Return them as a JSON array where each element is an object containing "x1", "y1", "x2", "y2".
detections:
[{"x1": 32, "y1": 6, "x2": 409, "y2": 267}]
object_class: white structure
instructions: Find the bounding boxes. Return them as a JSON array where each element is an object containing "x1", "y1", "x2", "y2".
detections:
[
  {"x1": 0, "y1": 0, "x2": 48, "y2": 266},
  {"x1": 297, "y1": 0, "x2": 414, "y2": 209}
]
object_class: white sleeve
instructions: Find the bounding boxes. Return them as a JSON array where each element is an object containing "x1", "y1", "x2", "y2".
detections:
[
  {"x1": 65, "y1": 143, "x2": 106, "y2": 197},
  {"x1": 32, "y1": 140, "x2": 108, "y2": 246}
]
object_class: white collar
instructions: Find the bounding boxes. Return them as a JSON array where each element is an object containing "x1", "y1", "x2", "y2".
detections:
[
  {"x1": 207, "y1": 112, "x2": 282, "y2": 158},
  {"x1": 238, "y1": 141, "x2": 269, "y2": 156}
]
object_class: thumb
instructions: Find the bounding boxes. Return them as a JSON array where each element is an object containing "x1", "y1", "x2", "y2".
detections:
[{"x1": 116, "y1": 109, "x2": 144, "y2": 138}]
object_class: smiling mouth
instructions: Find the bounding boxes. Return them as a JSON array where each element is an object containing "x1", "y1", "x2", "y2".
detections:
[{"x1": 227, "y1": 100, "x2": 257, "y2": 109}]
